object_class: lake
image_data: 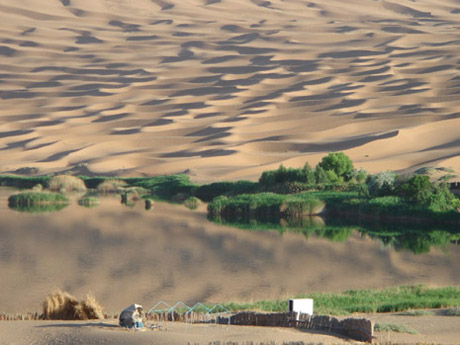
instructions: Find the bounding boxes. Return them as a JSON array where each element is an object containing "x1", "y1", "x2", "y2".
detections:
[{"x1": 0, "y1": 188, "x2": 459, "y2": 314}]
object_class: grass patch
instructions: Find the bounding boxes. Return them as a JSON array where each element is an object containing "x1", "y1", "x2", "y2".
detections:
[
  {"x1": 374, "y1": 323, "x2": 418, "y2": 334},
  {"x1": 8, "y1": 191, "x2": 69, "y2": 213},
  {"x1": 218, "y1": 286, "x2": 460, "y2": 315}
]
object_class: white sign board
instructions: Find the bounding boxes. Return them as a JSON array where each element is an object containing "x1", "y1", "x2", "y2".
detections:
[{"x1": 288, "y1": 298, "x2": 313, "y2": 319}]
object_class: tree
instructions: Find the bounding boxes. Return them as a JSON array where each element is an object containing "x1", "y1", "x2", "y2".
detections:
[
  {"x1": 318, "y1": 152, "x2": 354, "y2": 181},
  {"x1": 401, "y1": 175, "x2": 433, "y2": 206},
  {"x1": 302, "y1": 162, "x2": 316, "y2": 184},
  {"x1": 314, "y1": 166, "x2": 329, "y2": 184}
]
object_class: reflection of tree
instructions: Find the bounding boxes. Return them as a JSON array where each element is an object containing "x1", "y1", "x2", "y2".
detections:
[
  {"x1": 211, "y1": 213, "x2": 459, "y2": 255},
  {"x1": 336, "y1": 218, "x2": 456, "y2": 255}
]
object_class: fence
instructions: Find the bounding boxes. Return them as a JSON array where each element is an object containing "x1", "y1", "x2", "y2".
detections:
[{"x1": 217, "y1": 312, "x2": 374, "y2": 343}]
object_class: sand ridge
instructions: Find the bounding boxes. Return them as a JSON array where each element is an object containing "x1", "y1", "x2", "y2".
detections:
[{"x1": 1, "y1": 0, "x2": 460, "y2": 181}]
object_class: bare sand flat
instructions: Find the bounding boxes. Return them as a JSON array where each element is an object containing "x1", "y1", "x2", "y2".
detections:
[
  {"x1": 1, "y1": 0, "x2": 460, "y2": 181},
  {"x1": 1, "y1": 313, "x2": 459, "y2": 345}
]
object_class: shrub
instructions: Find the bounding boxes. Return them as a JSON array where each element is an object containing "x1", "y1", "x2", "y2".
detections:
[
  {"x1": 184, "y1": 196, "x2": 200, "y2": 210},
  {"x1": 208, "y1": 193, "x2": 324, "y2": 223},
  {"x1": 259, "y1": 164, "x2": 315, "y2": 187},
  {"x1": 317, "y1": 152, "x2": 354, "y2": 181},
  {"x1": 8, "y1": 192, "x2": 68, "y2": 207},
  {"x1": 42, "y1": 290, "x2": 104, "y2": 320},
  {"x1": 366, "y1": 171, "x2": 397, "y2": 196},
  {"x1": 374, "y1": 323, "x2": 418, "y2": 334},
  {"x1": 96, "y1": 179, "x2": 127, "y2": 193},
  {"x1": 49, "y1": 175, "x2": 87, "y2": 192},
  {"x1": 195, "y1": 180, "x2": 259, "y2": 202},
  {"x1": 401, "y1": 175, "x2": 433, "y2": 206},
  {"x1": 280, "y1": 197, "x2": 325, "y2": 217}
]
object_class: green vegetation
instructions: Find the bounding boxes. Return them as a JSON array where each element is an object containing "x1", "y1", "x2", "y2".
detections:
[
  {"x1": 0, "y1": 175, "x2": 51, "y2": 189},
  {"x1": 78, "y1": 196, "x2": 100, "y2": 208},
  {"x1": 208, "y1": 193, "x2": 324, "y2": 223},
  {"x1": 184, "y1": 196, "x2": 200, "y2": 210},
  {"x1": 219, "y1": 286, "x2": 460, "y2": 316},
  {"x1": 195, "y1": 180, "x2": 259, "y2": 202},
  {"x1": 8, "y1": 191, "x2": 68, "y2": 213},
  {"x1": 374, "y1": 323, "x2": 418, "y2": 334},
  {"x1": 1, "y1": 152, "x2": 459, "y2": 230}
]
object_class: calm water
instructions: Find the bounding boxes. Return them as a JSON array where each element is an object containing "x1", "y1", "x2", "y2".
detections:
[{"x1": 1, "y1": 188, "x2": 459, "y2": 313}]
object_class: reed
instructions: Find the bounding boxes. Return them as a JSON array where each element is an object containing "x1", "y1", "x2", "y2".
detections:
[
  {"x1": 49, "y1": 175, "x2": 87, "y2": 192},
  {"x1": 42, "y1": 290, "x2": 104, "y2": 320}
]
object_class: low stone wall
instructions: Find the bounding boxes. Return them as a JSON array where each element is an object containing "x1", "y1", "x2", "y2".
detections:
[{"x1": 218, "y1": 312, "x2": 374, "y2": 343}]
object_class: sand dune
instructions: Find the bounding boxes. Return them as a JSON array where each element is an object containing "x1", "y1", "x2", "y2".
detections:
[{"x1": 0, "y1": 0, "x2": 460, "y2": 181}]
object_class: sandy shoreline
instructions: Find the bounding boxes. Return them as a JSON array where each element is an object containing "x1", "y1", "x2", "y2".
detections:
[{"x1": 1, "y1": 312, "x2": 460, "y2": 345}]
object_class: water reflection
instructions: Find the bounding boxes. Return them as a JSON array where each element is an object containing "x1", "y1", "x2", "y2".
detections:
[
  {"x1": 210, "y1": 214, "x2": 460, "y2": 255},
  {"x1": 1, "y1": 188, "x2": 459, "y2": 314},
  {"x1": 8, "y1": 202, "x2": 68, "y2": 213}
]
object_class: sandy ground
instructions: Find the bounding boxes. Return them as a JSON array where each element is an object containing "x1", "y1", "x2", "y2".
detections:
[
  {"x1": 1, "y1": 0, "x2": 460, "y2": 181},
  {"x1": 0, "y1": 312, "x2": 459, "y2": 345}
]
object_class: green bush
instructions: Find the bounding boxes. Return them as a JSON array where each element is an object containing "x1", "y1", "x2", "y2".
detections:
[
  {"x1": 195, "y1": 180, "x2": 259, "y2": 202},
  {"x1": 0, "y1": 175, "x2": 51, "y2": 189},
  {"x1": 317, "y1": 152, "x2": 354, "y2": 181},
  {"x1": 366, "y1": 171, "x2": 397, "y2": 197},
  {"x1": 8, "y1": 192, "x2": 69, "y2": 213},
  {"x1": 184, "y1": 196, "x2": 200, "y2": 210},
  {"x1": 259, "y1": 164, "x2": 315, "y2": 187},
  {"x1": 208, "y1": 193, "x2": 324, "y2": 222}
]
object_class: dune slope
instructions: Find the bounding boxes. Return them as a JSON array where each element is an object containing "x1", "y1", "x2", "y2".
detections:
[{"x1": 1, "y1": 0, "x2": 460, "y2": 181}]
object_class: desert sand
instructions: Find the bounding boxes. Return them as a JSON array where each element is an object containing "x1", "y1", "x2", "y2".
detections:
[
  {"x1": 1, "y1": 312, "x2": 460, "y2": 345},
  {"x1": 0, "y1": 0, "x2": 460, "y2": 181},
  {"x1": 1, "y1": 0, "x2": 460, "y2": 343}
]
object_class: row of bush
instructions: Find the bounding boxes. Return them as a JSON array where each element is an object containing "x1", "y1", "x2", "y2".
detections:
[
  {"x1": 208, "y1": 193, "x2": 325, "y2": 223},
  {"x1": 2, "y1": 152, "x2": 460, "y2": 218}
]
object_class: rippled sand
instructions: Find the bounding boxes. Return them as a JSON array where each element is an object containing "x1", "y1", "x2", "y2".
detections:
[{"x1": 1, "y1": 0, "x2": 460, "y2": 181}]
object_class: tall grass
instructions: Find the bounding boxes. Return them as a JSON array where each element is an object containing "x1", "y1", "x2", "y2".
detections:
[
  {"x1": 96, "y1": 179, "x2": 127, "y2": 193},
  {"x1": 42, "y1": 290, "x2": 104, "y2": 320},
  {"x1": 208, "y1": 193, "x2": 325, "y2": 222},
  {"x1": 219, "y1": 286, "x2": 460, "y2": 315},
  {"x1": 49, "y1": 175, "x2": 87, "y2": 192},
  {"x1": 8, "y1": 192, "x2": 68, "y2": 206}
]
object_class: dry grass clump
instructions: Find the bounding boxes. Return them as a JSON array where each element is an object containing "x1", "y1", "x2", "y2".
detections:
[
  {"x1": 97, "y1": 179, "x2": 127, "y2": 193},
  {"x1": 49, "y1": 175, "x2": 87, "y2": 192},
  {"x1": 42, "y1": 290, "x2": 104, "y2": 320}
]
